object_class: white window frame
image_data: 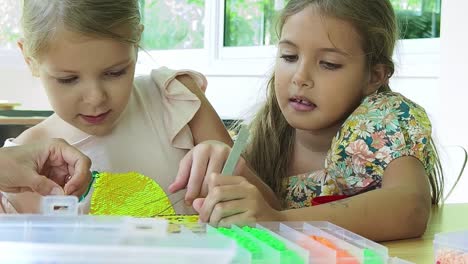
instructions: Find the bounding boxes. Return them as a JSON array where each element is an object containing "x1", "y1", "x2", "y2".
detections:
[
  {"x1": 140, "y1": 0, "x2": 441, "y2": 78},
  {"x1": 0, "y1": 0, "x2": 442, "y2": 78}
]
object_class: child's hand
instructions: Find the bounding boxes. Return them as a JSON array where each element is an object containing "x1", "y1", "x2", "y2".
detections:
[
  {"x1": 168, "y1": 140, "x2": 245, "y2": 206},
  {"x1": 193, "y1": 173, "x2": 282, "y2": 227}
]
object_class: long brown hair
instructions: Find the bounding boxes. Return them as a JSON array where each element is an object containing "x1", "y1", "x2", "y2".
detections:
[{"x1": 244, "y1": 0, "x2": 443, "y2": 205}]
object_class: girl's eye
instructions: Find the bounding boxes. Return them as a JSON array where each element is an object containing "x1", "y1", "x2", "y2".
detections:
[
  {"x1": 106, "y1": 69, "x2": 127, "y2": 77},
  {"x1": 320, "y1": 61, "x2": 342, "y2": 70},
  {"x1": 279, "y1": 54, "x2": 298, "y2": 63},
  {"x1": 57, "y1": 76, "x2": 78, "y2": 84}
]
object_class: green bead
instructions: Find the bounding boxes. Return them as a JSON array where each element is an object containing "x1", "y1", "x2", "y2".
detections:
[
  {"x1": 216, "y1": 227, "x2": 264, "y2": 260},
  {"x1": 364, "y1": 248, "x2": 384, "y2": 264},
  {"x1": 282, "y1": 250, "x2": 304, "y2": 264}
]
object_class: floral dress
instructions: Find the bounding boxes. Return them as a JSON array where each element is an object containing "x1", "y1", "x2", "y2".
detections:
[{"x1": 284, "y1": 92, "x2": 436, "y2": 209}]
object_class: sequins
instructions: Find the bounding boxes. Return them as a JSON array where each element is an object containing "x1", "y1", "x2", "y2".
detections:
[
  {"x1": 157, "y1": 215, "x2": 199, "y2": 224},
  {"x1": 90, "y1": 171, "x2": 175, "y2": 217},
  {"x1": 156, "y1": 215, "x2": 201, "y2": 233}
]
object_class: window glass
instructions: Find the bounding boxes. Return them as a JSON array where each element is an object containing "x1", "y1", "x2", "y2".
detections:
[
  {"x1": 0, "y1": 0, "x2": 21, "y2": 49},
  {"x1": 223, "y1": 0, "x2": 441, "y2": 47},
  {"x1": 391, "y1": 0, "x2": 441, "y2": 39},
  {"x1": 0, "y1": 0, "x2": 206, "y2": 50},
  {"x1": 141, "y1": 0, "x2": 205, "y2": 50}
]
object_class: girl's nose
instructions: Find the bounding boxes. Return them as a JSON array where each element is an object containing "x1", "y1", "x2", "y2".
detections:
[
  {"x1": 293, "y1": 77, "x2": 314, "y2": 88},
  {"x1": 292, "y1": 63, "x2": 314, "y2": 88},
  {"x1": 83, "y1": 82, "x2": 107, "y2": 106}
]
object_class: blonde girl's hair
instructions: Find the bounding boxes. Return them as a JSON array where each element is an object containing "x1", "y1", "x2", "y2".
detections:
[
  {"x1": 244, "y1": 0, "x2": 443, "y2": 205},
  {"x1": 21, "y1": 0, "x2": 142, "y2": 59}
]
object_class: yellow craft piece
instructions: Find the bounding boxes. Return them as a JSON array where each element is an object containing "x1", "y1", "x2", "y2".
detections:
[
  {"x1": 90, "y1": 171, "x2": 175, "y2": 217},
  {"x1": 157, "y1": 214, "x2": 199, "y2": 224},
  {"x1": 156, "y1": 215, "x2": 201, "y2": 233}
]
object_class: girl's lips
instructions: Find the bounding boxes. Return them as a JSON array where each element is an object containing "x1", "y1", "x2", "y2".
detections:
[
  {"x1": 289, "y1": 97, "x2": 317, "y2": 112},
  {"x1": 80, "y1": 110, "x2": 111, "y2": 124}
]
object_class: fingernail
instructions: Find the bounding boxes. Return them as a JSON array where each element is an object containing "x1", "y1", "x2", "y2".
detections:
[
  {"x1": 50, "y1": 187, "x2": 64, "y2": 195},
  {"x1": 168, "y1": 186, "x2": 175, "y2": 193},
  {"x1": 64, "y1": 184, "x2": 76, "y2": 195}
]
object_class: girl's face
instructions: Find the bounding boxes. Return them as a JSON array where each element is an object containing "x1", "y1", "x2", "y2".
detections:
[
  {"x1": 24, "y1": 29, "x2": 136, "y2": 136},
  {"x1": 274, "y1": 6, "x2": 379, "y2": 133}
]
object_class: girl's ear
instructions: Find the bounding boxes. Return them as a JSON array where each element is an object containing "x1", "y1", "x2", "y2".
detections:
[
  {"x1": 134, "y1": 24, "x2": 144, "y2": 57},
  {"x1": 365, "y1": 64, "x2": 388, "y2": 95},
  {"x1": 139, "y1": 24, "x2": 145, "y2": 36},
  {"x1": 136, "y1": 24, "x2": 144, "y2": 44},
  {"x1": 17, "y1": 39, "x2": 40, "y2": 77}
]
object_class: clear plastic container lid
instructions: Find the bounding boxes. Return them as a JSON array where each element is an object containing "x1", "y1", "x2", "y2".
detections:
[
  {"x1": 434, "y1": 230, "x2": 468, "y2": 263},
  {"x1": 0, "y1": 196, "x2": 416, "y2": 264},
  {"x1": 0, "y1": 196, "x2": 238, "y2": 264},
  {"x1": 258, "y1": 221, "x2": 389, "y2": 264}
]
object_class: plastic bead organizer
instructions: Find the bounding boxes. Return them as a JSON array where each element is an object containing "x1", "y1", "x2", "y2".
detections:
[
  {"x1": 434, "y1": 230, "x2": 468, "y2": 264},
  {"x1": 0, "y1": 196, "x2": 412, "y2": 264}
]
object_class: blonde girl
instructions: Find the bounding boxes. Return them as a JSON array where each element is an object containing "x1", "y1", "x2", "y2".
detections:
[{"x1": 1, "y1": 0, "x2": 233, "y2": 215}]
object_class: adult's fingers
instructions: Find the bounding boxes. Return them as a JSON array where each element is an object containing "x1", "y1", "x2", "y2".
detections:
[
  {"x1": 28, "y1": 173, "x2": 65, "y2": 196},
  {"x1": 47, "y1": 139, "x2": 91, "y2": 196},
  {"x1": 0, "y1": 186, "x2": 32, "y2": 193}
]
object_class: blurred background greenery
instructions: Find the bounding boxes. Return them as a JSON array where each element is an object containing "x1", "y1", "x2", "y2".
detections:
[
  {"x1": 390, "y1": 0, "x2": 441, "y2": 39},
  {"x1": 222, "y1": 0, "x2": 441, "y2": 47},
  {"x1": 0, "y1": 0, "x2": 21, "y2": 49},
  {"x1": 139, "y1": 0, "x2": 205, "y2": 49},
  {"x1": 0, "y1": 0, "x2": 441, "y2": 50}
]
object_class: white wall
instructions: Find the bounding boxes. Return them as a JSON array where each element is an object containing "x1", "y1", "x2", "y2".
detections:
[
  {"x1": 438, "y1": 0, "x2": 468, "y2": 203},
  {"x1": 0, "y1": 51, "x2": 50, "y2": 110}
]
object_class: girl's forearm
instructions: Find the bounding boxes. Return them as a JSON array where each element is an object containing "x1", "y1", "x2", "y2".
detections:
[{"x1": 278, "y1": 187, "x2": 431, "y2": 241}]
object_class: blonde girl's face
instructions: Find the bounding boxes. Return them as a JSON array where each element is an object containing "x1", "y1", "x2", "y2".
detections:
[
  {"x1": 274, "y1": 5, "x2": 379, "y2": 132},
  {"x1": 25, "y1": 29, "x2": 137, "y2": 136}
]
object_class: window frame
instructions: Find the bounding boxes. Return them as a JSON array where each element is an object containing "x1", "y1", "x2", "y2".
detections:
[
  {"x1": 214, "y1": 0, "x2": 441, "y2": 78},
  {"x1": 0, "y1": 0, "x2": 442, "y2": 78}
]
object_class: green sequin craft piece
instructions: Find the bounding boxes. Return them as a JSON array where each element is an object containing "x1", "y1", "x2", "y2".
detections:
[{"x1": 90, "y1": 171, "x2": 175, "y2": 217}]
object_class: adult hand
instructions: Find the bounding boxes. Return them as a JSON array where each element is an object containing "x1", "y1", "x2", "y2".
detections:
[{"x1": 0, "y1": 138, "x2": 92, "y2": 196}]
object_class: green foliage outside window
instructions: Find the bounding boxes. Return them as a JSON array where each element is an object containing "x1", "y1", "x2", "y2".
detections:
[
  {"x1": 224, "y1": 0, "x2": 442, "y2": 47},
  {"x1": 140, "y1": 0, "x2": 205, "y2": 50},
  {"x1": 0, "y1": 0, "x2": 21, "y2": 48},
  {"x1": 391, "y1": 0, "x2": 441, "y2": 39},
  {"x1": 224, "y1": 0, "x2": 280, "y2": 47},
  {"x1": 0, "y1": 0, "x2": 443, "y2": 50},
  {"x1": 0, "y1": 0, "x2": 206, "y2": 50}
]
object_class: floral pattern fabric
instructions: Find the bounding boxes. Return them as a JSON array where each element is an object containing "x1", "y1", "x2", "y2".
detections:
[{"x1": 284, "y1": 92, "x2": 436, "y2": 209}]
